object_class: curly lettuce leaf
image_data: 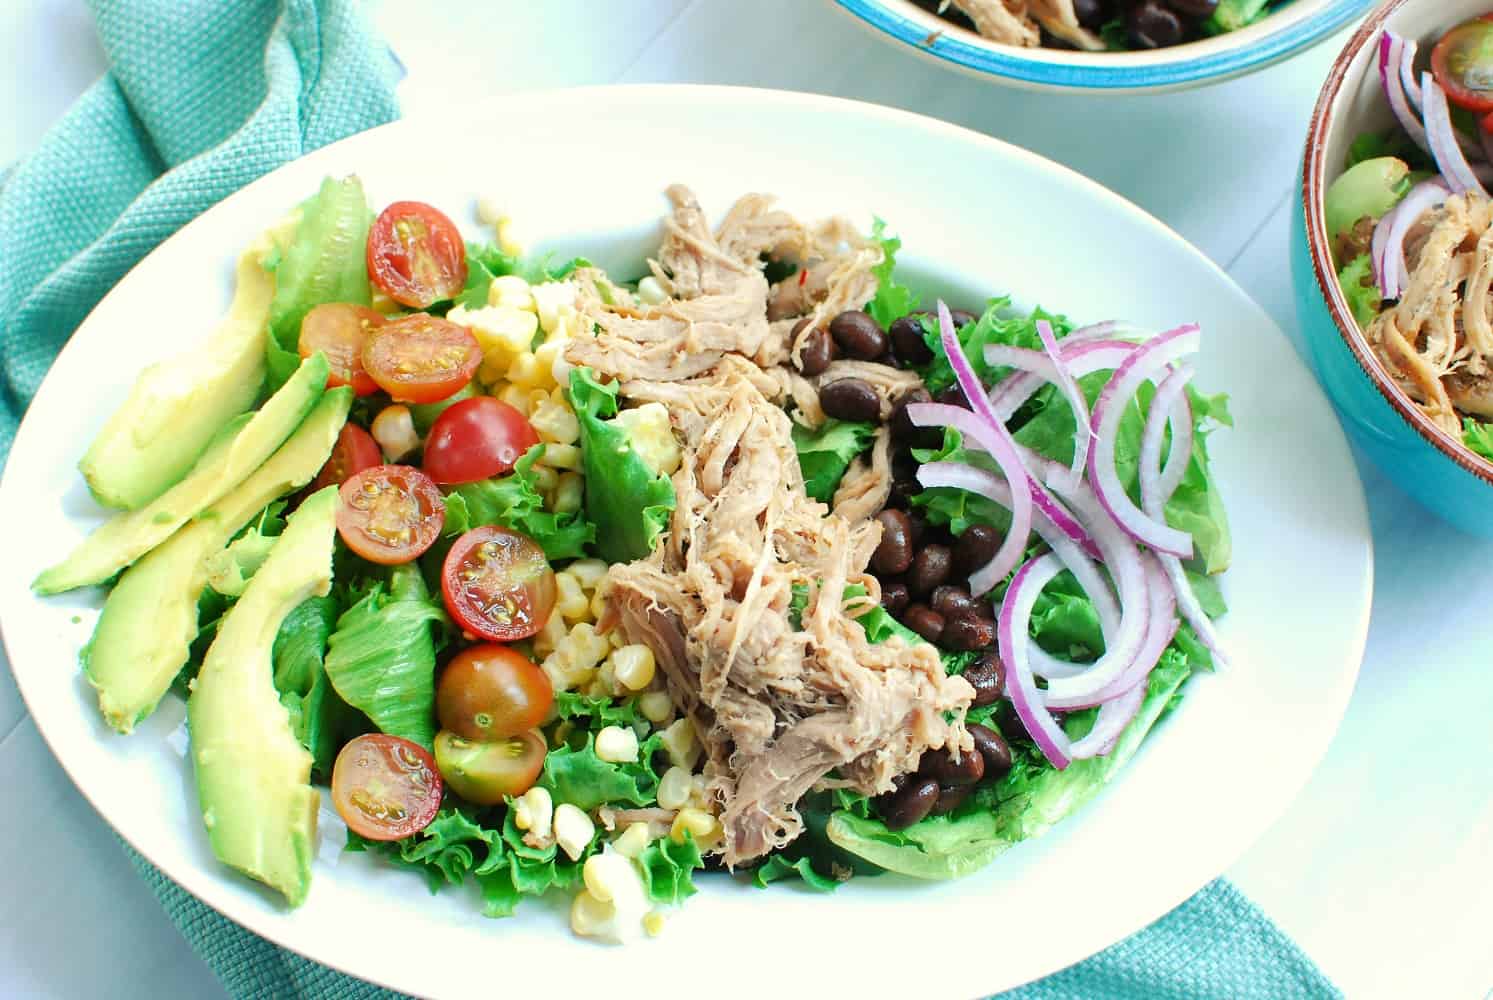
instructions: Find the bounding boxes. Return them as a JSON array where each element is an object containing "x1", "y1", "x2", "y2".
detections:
[
  {"x1": 442, "y1": 444, "x2": 595, "y2": 560},
  {"x1": 1467, "y1": 419, "x2": 1493, "y2": 462},
  {"x1": 540, "y1": 730, "x2": 664, "y2": 811},
  {"x1": 1338, "y1": 254, "x2": 1383, "y2": 329},
  {"x1": 567, "y1": 367, "x2": 676, "y2": 564},
  {"x1": 637, "y1": 833, "x2": 706, "y2": 905},
  {"x1": 1204, "y1": 0, "x2": 1271, "y2": 34},
  {"x1": 865, "y1": 218, "x2": 919, "y2": 328},
  {"x1": 457, "y1": 243, "x2": 590, "y2": 310},
  {"x1": 792, "y1": 418, "x2": 878, "y2": 503},
  {"x1": 323, "y1": 564, "x2": 445, "y2": 750},
  {"x1": 917, "y1": 296, "x2": 1074, "y2": 396},
  {"x1": 271, "y1": 595, "x2": 355, "y2": 781}
]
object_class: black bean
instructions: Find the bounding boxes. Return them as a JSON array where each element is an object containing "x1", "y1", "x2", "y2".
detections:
[
  {"x1": 1127, "y1": 1, "x2": 1183, "y2": 47},
  {"x1": 962, "y1": 652, "x2": 1005, "y2": 707},
  {"x1": 880, "y1": 580, "x2": 910, "y2": 618},
  {"x1": 877, "y1": 777, "x2": 939, "y2": 831},
  {"x1": 968, "y1": 723, "x2": 1013, "y2": 782},
  {"x1": 903, "y1": 603, "x2": 945, "y2": 644},
  {"x1": 931, "y1": 783, "x2": 971, "y2": 816},
  {"x1": 934, "y1": 384, "x2": 970, "y2": 409},
  {"x1": 930, "y1": 585, "x2": 975, "y2": 620},
  {"x1": 920, "y1": 744, "x2": 985, "y2": 787},
  {"x1": 871, "y1": 510, "x2": 914, "y2": 575},
  {"x1": 993, "y1": 702, "x2": 1029, "y2": 744},
  {"x1": 949, "y1": 308, "x2": 979, "y2": 329},
  {"x1": 829, "y1": 310, "x2": 889, "y2": 361},
  {"x1": 1072, "y1": 0, "x2": 1108, "y2": 28},
  {"x1": 887, "y1": 479, "x2": 918, "y2": 510},
  {"x1": 889, "y1": 314, "x2": 935, "y2": 366},
  {"x1": 942, "y1": 611, "x2": 996, "y2": 651},
  {"x1": 819, "y1": 378, "x2": 880, "y2": 422},
  {"x1": 954, "y1": 523, "x2": 1002, "y2": 577},
  {"x1": 906, "y1": 510, "x2": 929, "y2": 549},
  {"x1": 794, "y1": 319, "x2": 835, "y2": 376},
  {"x1": 889, "y1": 388, "x2": 941, "y2": 451},
  {"x1": 1164, "y1": 0, "x2": 1217, "y2": 17},
  {"x1": 907, "y1": 543, "x2": 952, "y2": 597}
]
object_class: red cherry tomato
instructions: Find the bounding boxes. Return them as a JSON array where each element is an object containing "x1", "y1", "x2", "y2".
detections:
[
  {"x1": 434, "y1": 729, "x2": 546, "y2": 806},
  {"x1": 298, "y1": 303, "x2": 384, "y2": 396},
  {"x1": 362, "y1": 314, "x2": 481, "y2": 404},
  {"x1": 310, "y1": 423, "x2": 382, "y2": 492},
  {"x1": 422, "y1": 397, "x2": 540, "y2": 486},
  {"x1": 366, "y1": 200, "x2": 469, "y2": 309},
  {"x1": 336, "y1": 464, "x2": 445, "y2": 565},
  {"x1": 331, "y1": 734, "x2": 443, "y2": 841},
  {"x1": 437, "y1": 644, "x2": 554, "y2": 741},
  {"x1": 1432, "y1": 14, "x2": 1493, "y2": 114},
  {"x1": 441, "y1": 526, "x2": 557, "y2": 642}
]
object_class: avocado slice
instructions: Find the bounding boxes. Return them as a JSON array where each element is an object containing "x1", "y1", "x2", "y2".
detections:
[
  {"x1": 187, "y1": 485, "x2": 340, "y2": 907},
  {"x1": 82, "y1": 388, "x2": 352, "y2": 733},
  {"x1": 1324, "y1": 156, "x2": 1411, "y2": 241},
  {"x1": 34, "y1": 353, "x2": 329, "y2": 595},
  {"x1": 79, "y1": 221, "x2": 296, "y2": 510}
]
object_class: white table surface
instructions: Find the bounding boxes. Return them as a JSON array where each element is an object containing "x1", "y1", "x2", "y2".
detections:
[{"x1": 3, "y1": 2, "x2": 1491, "y2": 998}]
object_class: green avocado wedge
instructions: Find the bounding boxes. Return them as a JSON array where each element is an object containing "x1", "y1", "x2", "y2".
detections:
[
  {"x1": 187, "y1": 485, "x2": 340, "y2": 907},
  {"x1": 82, "y1": 388, "x2": 352, "y2": 733},
  {"x1": 34, "y1": 354, "x2": 329, "y2": 595}
]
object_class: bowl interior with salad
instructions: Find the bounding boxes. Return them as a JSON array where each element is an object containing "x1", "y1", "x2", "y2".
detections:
[
  {"x1": 0, "y1": 87, "x2": 1372, "y2": 999},
  {"x1": 1296, "y1": 0, "x2": 1493, "y2": 535},
  {"x1": 833, "y1": 0, "x2": 1375, "y2": 92}
]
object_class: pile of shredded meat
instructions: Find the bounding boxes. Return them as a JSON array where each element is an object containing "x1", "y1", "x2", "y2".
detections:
[
  {"x1": 938, "y1": 0, "x2": 1104, "y2": 52},
  {"x1": 568, "y1": 186, "x2": 974, "y2": 867},
  {"x1": 1367, "y1": 192, "x2": 1493, "y2": 434}
]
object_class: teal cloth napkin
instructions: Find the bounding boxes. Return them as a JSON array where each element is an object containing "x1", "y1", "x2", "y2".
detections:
[{"x1": 6, "y1": 3, "x2": 1339, "y2": 999}]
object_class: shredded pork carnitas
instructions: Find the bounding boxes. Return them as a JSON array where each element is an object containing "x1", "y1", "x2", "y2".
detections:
[
  {"x1": 567, "y1": 186, "x2": 974, "y2": 867},
  {"x1": 1368, "y1": 192, "x2": 1493, "y2": 434},
  {"x1": 944, "y1": 0, "x2": 1103, "y2": 51}
]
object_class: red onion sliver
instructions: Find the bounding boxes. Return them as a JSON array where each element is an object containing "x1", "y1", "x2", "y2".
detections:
[
  {"x1": 1399, "y1": 34, "x2": 1422, "y2": 110},
  {"x1": 1046, "y1": 553, "x2": 1176, "y2": 711},
  {"x1": 1069, "y1": 676, "x2": 1147, "y2": 760},
  {"x1": 997, "y1": 553, "x2": 1072, "y2": 768},
  {"x1": 1380, "y1": 32, "x2": 1429, "y2": 154},
  {"x1": 1373, "y1": 178, "x2": 1449, "y2": 301},
  {"x1": 1037, "y1": 319, "x2": 1092, "y2": 491},
  {"x1": 1087, "y1": 325, "x2": 1201, "y2": 557},
  {"x1": 1422, "y1": 73, "x2": 1489, "y2": 197},
  {"x1": 987, "y1": 340, "x2": 1139, "y2": 423},
  {"x1": 1156, "y1": 368, "x2": 1195, "y2": 504}
]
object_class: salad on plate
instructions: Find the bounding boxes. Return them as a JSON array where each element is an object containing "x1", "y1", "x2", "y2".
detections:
[
  {"x1": 35, "y1": 178, "x2": 1233, "y2": 942},
  {"x1": 913, "y1": 0, "x2": 1284, "y2": 52}
]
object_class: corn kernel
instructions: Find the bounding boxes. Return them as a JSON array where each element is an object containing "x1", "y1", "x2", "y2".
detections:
[
  {"x1": 534, "y1": 336, "x2": 570, "y2": 384},
  {"x1": 590, "y1": 588, "x2": 609, "y2": 621},
  {"x1": 532, "y1": 281, "x2": 578, "y2": 334},
  {"x1": 507, "y1": 352, "x2": 548, "y2": 390},
  {"x1": 657, "y1": 766, "x2": 693, "y2": 811},
  {"x1": 659, "y1": 718, "x2": 700, "y2": 770},
  {"x1": 513, "y1": 787, "x2": 554, "y2": 842},
  {"x1": 688, "y1": 774, "x2": 710, "y2": 810},
  {"x1": 552, "y1": 472, "x2": 583, "y2": 515},
  {"x1": 370, "y1": 405, "x2": 419, "y2": 462},
  {"x1": 533, "y1": 610, "x2": 569, "y2": 661},
  {"x1": 529, "y1": 394, "x2": 580, "y2": 444},
  {"x1": 529, "y1": 464, "x2": 559, "y2": 495},
  {"x1": 554, "y1": 803, "x2": 595, "y2": 861},
  {"x1": 612, "y1": 403, "x2": 681, "y2": 476},
  {"x1": 498, "y1": 216, "x2": 526, "y2": 258},
  {"x1": 610, "y1": 645, "x2": 656, "y2": 691},
  {"x1": 643, "y1": 911, "x2": 666, "y2": 937},
  {"x1": 489, "y1": 274, "x2": 535, "y2": 312},
  {"x1": 555, "y1": 573, "x2": 589, "y2": 622},
  {"x1": 638, "y1": 691, "x2": 673, "y2": 724},
  {"x1": 497, "y1": 381, "x2": 532, "y2": 414},
  {"x1": 567, "y1": 559, "x2": 608, "y2": 591},
  {"x1": 479, "y1": 358, "x2": 507, "y2": 388},
  {"x1": 670, "y1": 807, "x2": 720, "y2": 846},
  {"x1": 542, "y1": 443, "x2": 581, "y2": 471},
  {"x1": 609, "y1": 629, "x2": 627, "y2": 650},
  {"x1": 592, "y1": 660, "x2": 619, "y2": 698},
  {"x1": 451, "y1": 304, "x2": 537, "y2": 364},
  {"x1": 570, "y1": 889, "x2": 613, "y2": 938},
  {"x1": 583, "y1": 853, "x2": 635, "y2": 903},
  {"x1": 612, "y1": 822, "x2": 651, "y2": 859},
  {"x1": 475, "y1": 197, "x2": 504, "y2": 226},
  {"x1": 636, "y1": 275, "x2": 669, "y2": 305},
  {"x1": 595, "y1": 725, "x2": 639, "y2": 764},
  {"x1": 571, "y1": 623, "x2": 612, "y2": 669}
]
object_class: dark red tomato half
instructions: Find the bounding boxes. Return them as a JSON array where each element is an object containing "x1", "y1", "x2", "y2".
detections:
[
  {"x1": 310, "y1": 423, "x2": 382, "y2": 493},
  {"x1": 362, "y1": 313, "x2": 482, "y2": 404},
  {"x1": 298, "y1": 303, "x2": 384, "y2": 396},
  {"x1": 331, "y1": 734, "x2": 443, "y2": 841},
  {"x1": 1433, "y1": 14, "x2": 1493, "y2": 114},
  {"x1": 366, "y1": 200, "x2": 469, "y2": 309},
  {"x1": 441, "y1": 525, "x2": 557, "y2": 642},
  {"x1": 422, "y1": 397, "x2": 540, "y2": 486},
  {"x1": 336, "y1": 464, "x2": 445, "y2": 565}
]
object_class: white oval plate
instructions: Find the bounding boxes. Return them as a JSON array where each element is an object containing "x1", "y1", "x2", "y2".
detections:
[{"x1": 0, "y1": 86, "x2": 1371, "y2": 999}]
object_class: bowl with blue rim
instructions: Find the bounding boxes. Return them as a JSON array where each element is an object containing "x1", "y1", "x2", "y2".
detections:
[
  {"x1": 1294, "y1": 0, "x2": 1493, "y2": 535},
  {"x1": 833, "y1": 0, "x2": 1374, "y2": 92}
]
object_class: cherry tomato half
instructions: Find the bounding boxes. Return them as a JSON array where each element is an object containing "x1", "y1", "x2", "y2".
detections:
[
  {"x1": 331, "y1": 734, "x2": 443, "y2": 841},
  {"x1": 298, "y1": 303, "x2": 384, "y2": 396},
  {"x1": 336, "y1": 464, "x2": 445, "y2": 565},
  {"x1": 367, "y1": 200, "x2": 469, "y2": 309},
  {"x1": 422, "y1": 397, "x2": 540, "y2": 486},
  {"x1": 437, "y1": 644, "x2": 554, "y2": 741},
  {"x1": 1433, "y1": 14, "x2": 1493, "y2": 114},
  {"x1": 433, "y1": 729, "x2": 546, "y2": 806},
  {"x1": 441, "y1": 525, "x2": 557, "y2": 642},
  {"x1": 310, "y1": 423, "x2": 382, "y2": 493},
  {"x1": 362, "y1": 314, "x2": 482, "y2": 404}
]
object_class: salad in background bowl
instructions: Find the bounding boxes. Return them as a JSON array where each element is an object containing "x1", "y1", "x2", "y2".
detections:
[{"x1": 1295, "y1": 0, "x2": 1493, "y2": 536}]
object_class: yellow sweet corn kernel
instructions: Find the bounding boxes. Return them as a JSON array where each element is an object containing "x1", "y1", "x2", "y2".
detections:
[
  {"x1": 670, "y1": 808, "x2": 720, "y2": 847},
  {"x1": 568, "y1": 623, "x2": 612, "y2": 671},
  {"x1": 608, "y1": 628, "x2": 627, "y2": 650},
  {"x1": 451, "y1": 305, "x2": 537, "y2": 365},
  {"x1": 687, "y1": 774, "x2": 710, "y2": 810},
  {"x1": 552, "y1": 472, "x2": 583, "y2": 515},
  {"x1": 590, "y1": 587, "x2": 609, "y2": 622},
  {"x1": 659, "y1": 718, "x2": 700, "y2": 770},
  {"x1": 533, "y1": 610, "x2": 569, "y2": 660},
  {"x1": 488, "y1": 274, "x2": 535, "y2": 312},
  {"x1": 541, "y1": 443, "x2": 581, "y2": 471},
  {"x1": 566, "y1": 559, "x2": 608, "y2": 591},
  {"x1": 506, "y1": 352, "x2": 549, "y2": 391},
  {"x1": 611, "y1": 822, "x2": 651, "y2": 859},
  {"x1": 531, "y1": 281, "x2": 578, "y2": 334},
  {"x1": 591, "y1": 661, "x2": 619, "y2": 699},
  {"x1": 612, "y1": 403, "x2": 680, "y2": 476},
  {"x1": 513, "y1": 787, "x2": 554, "y2": 843},
  {"x1": 555, "y1": 572, "x2": 589, "y2": 623},
  {"x1": 497, "y1": 381, "x2": 532, "y2": 414},
  {"x1": 656, "y1": 766, "x2": 692, "y2": 811},
  {"x1": 595, "y1": 725, "x2": 639, "y2": 764},
  {"x1": 637, "y1": 691, "x2": 673, "y2": 725},
  {"x1": 643, "y1": 911, "x2": 666, "y2": 937},
  {"x1": 636, "y1": 275, "x2": 668, "y2": 305},
  {"x1": 497, "y1": 216, "x2": 526, "y2": 258},
  {"x1": 529, "y1": 464, "x2": 559, "y2": 495},
  {"x1": 478, "y1": 358, "x2": 507, "y2": 388},
  {"x1": 610, "y1": 645, "x2": 655, "y2": 691},
  {"x1": 529, "y1": 393, "x2": 580, "y2": 444},
  {"x1": 570, "y1": 889, "x2": 612, "y2": 939},
  {"x1": 583, "y1": 853, "x2": 636, "y2": 903},
  {"x1": 553, "y1": 803, "x2": 595, "y2": 861}
]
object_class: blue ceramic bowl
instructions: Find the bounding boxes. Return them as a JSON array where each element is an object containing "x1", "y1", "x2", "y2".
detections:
[
  {"x1": 1294, "y1": 0, "x2": 1493, "y2": 535},
  {"x1": 833, "y1": 0, "x2": 1375, "y2": 93}
]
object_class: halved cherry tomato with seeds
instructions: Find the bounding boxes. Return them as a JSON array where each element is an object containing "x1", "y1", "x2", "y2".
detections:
[
  {"x1": 331, "y1": 734, "x2": 442, "y2": 841},
  {"x1": 336, "y1": 464, "x2": 445, "y2": 565},
  {"x1": 362, "y1": 314, "x2": 481, "y2": 404},
  {"x1": 367, "y1": 200, "x2": 468, "y2": 309},
  {"x1": 298, "y1": 303, "x2": 384, "y2": 395},
  {"x1": 311, "y1": 423, "x2": 382, "y2": 493},
  {"x1": 441, "y1": 525, "x2": 556, "y2": 642},
  {"x1": 434, "y1": 729, "x2": 546, "y2": 805},
  {"x1": 1433, "y1": 14, "x2": 1493, "y2": 114}
]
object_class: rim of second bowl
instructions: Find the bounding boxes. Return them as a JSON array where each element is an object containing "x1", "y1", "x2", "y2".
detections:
[
  {"x1": 835, "y1": 0, "x2": 1376, "y2": 91},
  {"x1": 1301, "y1": 0, "x2": 1493, "y2": 487}
]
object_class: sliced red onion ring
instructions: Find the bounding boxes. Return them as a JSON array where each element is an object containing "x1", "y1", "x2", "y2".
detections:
[
  {"x1": 1399, "y1": 34, "x2": 1422, "y2": 110},
  {"x1": 1372, "y1": 178, "x2": 1450, "y2": 301},
  {"x1": 1422, "y1": 72, "x2": 1489, "y2": 197},
  {"x1": 1047, "y1": 553, "x2": 1176, "y2": 711},
  {"x1": 1037, "y1": 320, "x2": 1092, "y2": 492},
  {"x1": 987, "y1": 340, "x2": 1139, "y2": 423},
  {"x1": 1155, "y1": 367, "x2": 1195, "y2": 504},
  {"x1": 1380, "y1": 32, "x2": 1428, "y2": 154},
  {"x1": 1068, "y1": 676, "x2": 1146, "y2": 760},
  {"x1": 1139, "y1": 369, "x2": 1232, "y2": 670},
  {"x1": 1087, "y1": 325, "x2": 1201, "y2": 557},
  {"x1": 997, "y1": 553, "x2": 1072, "y2": 768}
]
